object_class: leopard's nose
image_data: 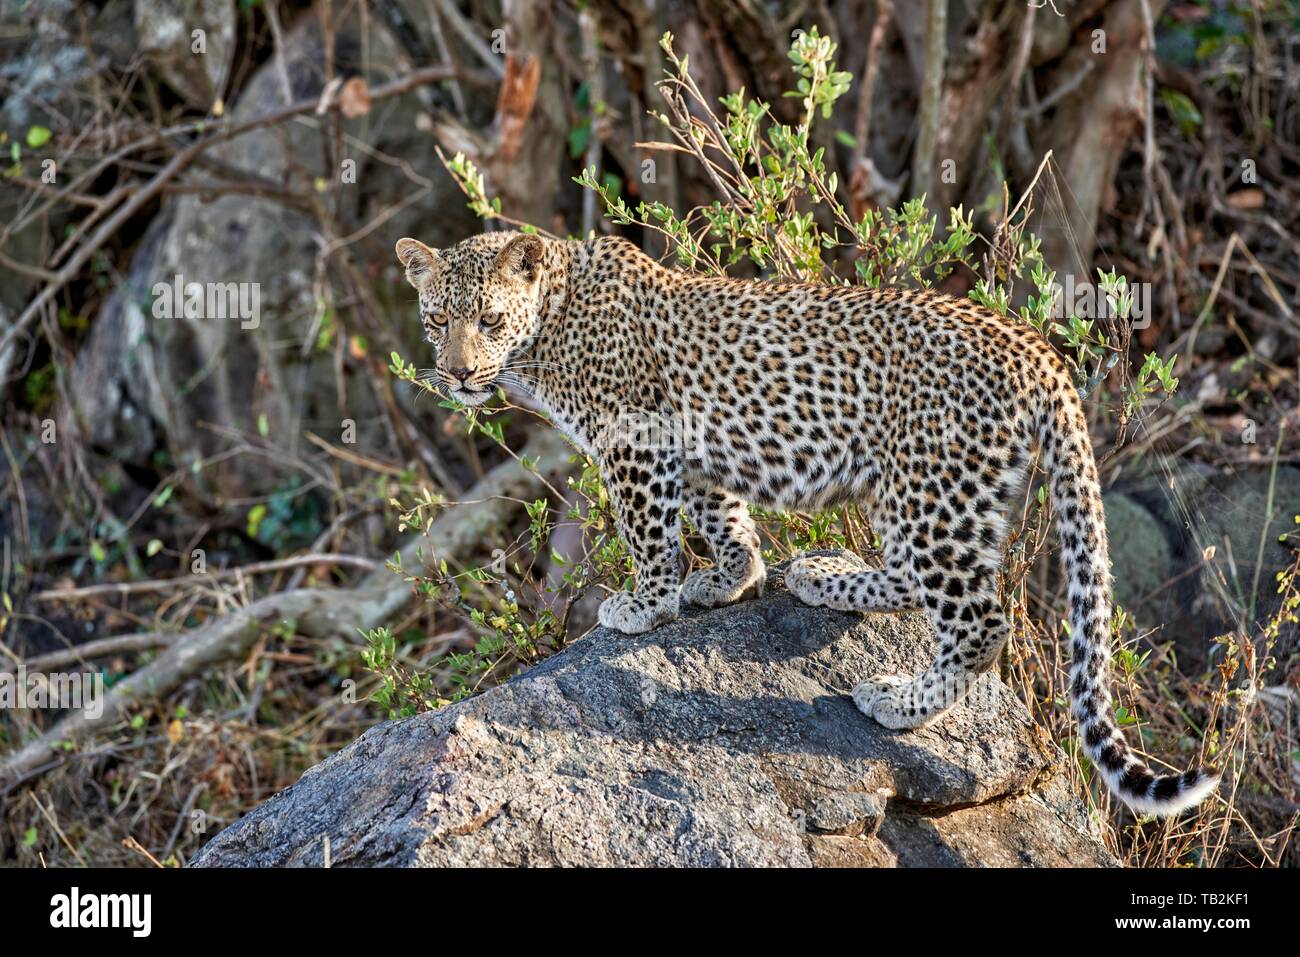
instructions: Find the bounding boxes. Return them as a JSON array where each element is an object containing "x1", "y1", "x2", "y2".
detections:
[{"x1": 449, "y1": 366, "x2": 475, "y2": 382}]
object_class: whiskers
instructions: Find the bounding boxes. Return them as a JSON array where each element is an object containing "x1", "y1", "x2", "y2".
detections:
[
  {"x1": 414, "y1": 368, "x2": 453, "y2": 403},
  {"x1": 412, "y1": 361, "x2": 557, "y2": 404},
  {"x1": 506, "y1": 359, "x2": 574, "y2": 376},
  {"x1": 489, "y1": 356, "x2": 569, "y2": 398},
  {"x1": 495, "y1": 370, "x2": 541, "y2": 395}
]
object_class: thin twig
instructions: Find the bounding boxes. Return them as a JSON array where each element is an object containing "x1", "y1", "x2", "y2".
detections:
[{"x1": 33, "y1": 553, "x2": 384, "y2": 601}]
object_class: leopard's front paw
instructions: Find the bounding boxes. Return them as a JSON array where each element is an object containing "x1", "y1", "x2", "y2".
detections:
[
  {"x1": 597, "y1": 590, "x2": 679, "y2": 634},
  {"x1": 680, "y1": 562, "x2": 766, "y2": 609},
  {"x1": 852, "y1": 673, "x2": 931, "y2": 730}
]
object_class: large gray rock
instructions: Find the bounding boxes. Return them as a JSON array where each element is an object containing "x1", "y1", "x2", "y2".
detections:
[
  {"x1": 0, "y1": 0, "x2": 136, "y2": 320},
  {"x1": 134, "y1": 0, "x2": 234, "y2": 109},
  {"x1": 191, "y1": 556, "x2": 1115, "y2": 868},
  {"x1": 1103, "y1": 462, "x2": 1300, "y2": 661},
  {"x1": 1104, "y1": 491, "x2": 1176, "y2": 614},
  {"x1": 69, "y1": 9, "x2": 480, "y2": 499}
]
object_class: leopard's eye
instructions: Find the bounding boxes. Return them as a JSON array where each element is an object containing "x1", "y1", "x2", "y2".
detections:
[
  {"x1": 480, "y1": 312, "x2": 505, "y2": 331},
  {"x1": 426, "y1": 313, "x2": 448, "y2": 329}
]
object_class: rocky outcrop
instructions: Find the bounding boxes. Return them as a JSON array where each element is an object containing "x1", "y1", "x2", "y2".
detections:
[
  {"x1": 69, "y1": 8, "x2": 481, "y2": 499},
  {"x1": 1105, "y1": 462, "x2": 1300, "y2": 661},
  {"x1": 134, "y1": 0, "x2": 234, "y2": 109},
  {"x1": 192, "y1": 554, "x2": 1114, "y2": 867}
]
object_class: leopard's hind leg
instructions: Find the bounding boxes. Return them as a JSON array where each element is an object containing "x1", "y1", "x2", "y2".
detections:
[
  {"x1": 853, "y1": 503, "x2": 1011, "y2": 730},
  {"x1": 784, "y1": 550, "x2": 919, "y2": 612},
  {"x1": 680, "y1": 484, "x2": 765, "y2": 608}
]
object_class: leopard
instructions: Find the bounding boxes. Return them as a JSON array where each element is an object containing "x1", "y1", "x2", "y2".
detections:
[{"x1": 395, "y1": 229, "x2": 1220, "y2": 817}]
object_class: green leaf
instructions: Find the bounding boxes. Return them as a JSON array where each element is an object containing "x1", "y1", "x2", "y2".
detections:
[
  {"x1": 26, "y1": 125, "x2": 52, "y2": 148},
  {"x1": 568, "y1": 122, "x2": 591, "y2": 159},
  {"x1": 1158, "y1": 88, "x2": 1202, "y2": 138},
  {"x1": 246, "y1": 503, "x2": 268, "y2": 539}
]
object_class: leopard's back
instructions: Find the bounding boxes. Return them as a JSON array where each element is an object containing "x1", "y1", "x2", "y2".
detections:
[{"x1": 569, "y1": 255, "x2": 1067, "y2": 514}]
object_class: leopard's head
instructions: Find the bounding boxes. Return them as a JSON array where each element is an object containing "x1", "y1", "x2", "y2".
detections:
[{"x1": 395, "y1": 231, "x2": 547, "y2": 406}]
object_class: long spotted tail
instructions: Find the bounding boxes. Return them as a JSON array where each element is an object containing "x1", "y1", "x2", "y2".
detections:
[{"x1": 1040, "y1": 384, "x2": 1219, "y2": 816}]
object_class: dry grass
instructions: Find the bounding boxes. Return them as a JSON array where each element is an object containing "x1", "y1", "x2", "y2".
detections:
[{"x1": 1002, "y1": 483, "x2": 1298, "y2": 868}]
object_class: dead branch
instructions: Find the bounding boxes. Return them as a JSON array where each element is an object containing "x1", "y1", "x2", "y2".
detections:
[
  {"x1": 0, "y1": 63, "x2": 489, "y2": 384},
  {"x1": 0, "y1": 427, "x2": 573, "y2": 792},
  {"x1": 32, "y1": 553, "x2": 386, "y2": 602},
  {"x1": 18, "y1": 631, "x2": 186, "y2": 672},
  {"x1": 848, "y1": 0, "x2": 894, "y2": 218}
]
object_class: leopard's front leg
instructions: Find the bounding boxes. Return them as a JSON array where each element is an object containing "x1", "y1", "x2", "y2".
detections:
[{"x1": 597, "y1": 445, "x2": 683, "y2": 634}]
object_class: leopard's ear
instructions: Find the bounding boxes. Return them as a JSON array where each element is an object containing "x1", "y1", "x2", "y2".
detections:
[
  {"x1": 395, "y1": 238, "x2": 440, "y2": 286},
  {"x1": 495, "y1": 233, "x2": 544, "y2": 283}
]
